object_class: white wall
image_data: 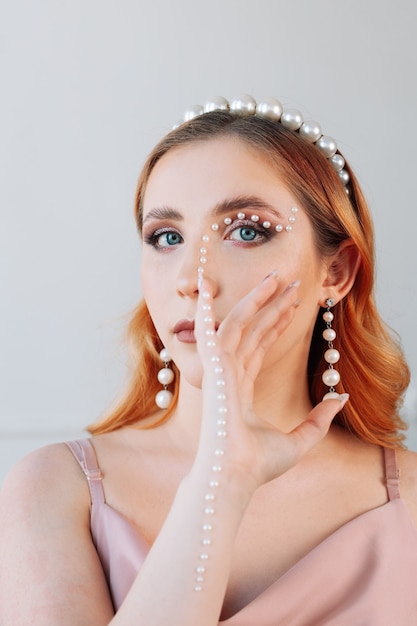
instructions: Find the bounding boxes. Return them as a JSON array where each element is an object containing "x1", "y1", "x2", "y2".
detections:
[{"x1": 1, "y1": 0, "x2": 417, "y2": 484}]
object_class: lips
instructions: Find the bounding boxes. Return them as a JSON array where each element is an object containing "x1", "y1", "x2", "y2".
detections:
[
  {"x1": 172, "y1": 319, "x2": 219, "y2": 343},
  {"x1": 173, "y1": 319, "x2": 196, "y2": 343}
]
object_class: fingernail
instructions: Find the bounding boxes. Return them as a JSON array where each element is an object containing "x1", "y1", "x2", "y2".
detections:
[
  {"x1": 285, "y1": 279, "x2": 301, "y2": 291},
  {"x1": 339, "y1": 393, "x2": 350, "y2": 408},
  {"x1": 263, "y1": 269, "x2": 278, "y2": 281}
]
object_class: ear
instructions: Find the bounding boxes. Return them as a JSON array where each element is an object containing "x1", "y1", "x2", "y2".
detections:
[{"x1": 320, "y1": 239, "x2": 361, "y2": 306}]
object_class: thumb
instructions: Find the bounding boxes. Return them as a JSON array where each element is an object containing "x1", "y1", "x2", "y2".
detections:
[{"x1": 288, "y1": 394, "x2": 349, "y2": 458}]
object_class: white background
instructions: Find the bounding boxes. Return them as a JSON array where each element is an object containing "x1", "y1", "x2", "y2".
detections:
[{"x1": 1, "y1": 0, "x2": 417, "y2": 484}]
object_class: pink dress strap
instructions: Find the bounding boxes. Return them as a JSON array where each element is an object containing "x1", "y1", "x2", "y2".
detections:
[
  {"x1": 66, "y1": 439, "x2": 105, "y2": 504},
  {"x1": 383, "y1": 446, "x2": 400, "y2": 501}
]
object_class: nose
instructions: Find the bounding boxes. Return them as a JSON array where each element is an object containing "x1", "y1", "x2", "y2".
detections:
[{"x1": 176, "y1": 239, "x2": 219, "y2": 299}]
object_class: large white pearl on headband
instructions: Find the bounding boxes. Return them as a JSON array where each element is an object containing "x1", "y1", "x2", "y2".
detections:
[
  {"x1": 184, "y1": 105, "x2": 204, "y2": 122},
  {"x1": 204, "y1": 97, "x2": 229, "y2": 113},
  {"x1": 330, "y1": 153, "x2": 345, "y2": 172},
  {"x1": 299, "y1": 121, "x2": 322, "y2": 143},
  {"x1": 256, "y1": 98, "x2": 283, "y2": 121},
  {"x1": 176, "y1": 96, "x2": 351, "y2": 194},
  {"x1": 316, "y1": 135, "x2": 337, "y2": 158},
  {"x1": 281, "y1": 109, "x2": 303, "y2": 130},
  {"x1": 230, "y1": 95, "x2": 257, "y2": 116}
]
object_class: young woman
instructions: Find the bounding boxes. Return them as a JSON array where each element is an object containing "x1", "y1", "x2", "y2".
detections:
[{"x1": 1, "y1": 95, "x2": 416, "y2": 625}]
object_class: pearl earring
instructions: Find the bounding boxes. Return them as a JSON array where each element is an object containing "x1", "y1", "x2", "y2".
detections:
[
  {"x1": 155, "y1": 348, "x2": 175, "y2": 409},
  {"x1": 322, "y1": 298, "x2": 342, "y2": 400}
]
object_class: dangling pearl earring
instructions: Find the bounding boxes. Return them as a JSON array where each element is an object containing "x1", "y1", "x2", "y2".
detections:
[
  {"x1": 322, "y1": 298, "x2": 342, "y2": 400},
  {"x1": 155, "y1": 348, "x2": 175, "y2": 409}
]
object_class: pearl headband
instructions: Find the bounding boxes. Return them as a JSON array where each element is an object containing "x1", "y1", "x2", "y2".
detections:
[{"x1": 175, "y1": 95, "x2": 350, "y2": 194}]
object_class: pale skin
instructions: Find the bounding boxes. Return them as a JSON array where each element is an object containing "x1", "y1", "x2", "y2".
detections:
[{"x1": 1, "y1": 136, "x2": 417, "y2": 625}]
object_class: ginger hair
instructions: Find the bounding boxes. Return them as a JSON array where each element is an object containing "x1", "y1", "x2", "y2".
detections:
[{"x1": 89, "y1": 111, "x2": 409, "y2": 446}]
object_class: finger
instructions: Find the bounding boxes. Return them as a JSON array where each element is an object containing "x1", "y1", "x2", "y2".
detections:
[
  {"x1": 217, "y1": 275, "x2": 299, "y2": 354},
  {"x1": 234, "y1": 284, "x2": 300, "y2": 364},
  {"x1": 195, "y1": 275, "x2": 217, "y2": 363},
  {"x1": 287, "y1": 394, "x2": 350, "y2": 459}
]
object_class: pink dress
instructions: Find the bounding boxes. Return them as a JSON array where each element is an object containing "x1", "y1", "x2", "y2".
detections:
[{"x1": 66, "y1": 439, "x2": 417, "y2": 624}]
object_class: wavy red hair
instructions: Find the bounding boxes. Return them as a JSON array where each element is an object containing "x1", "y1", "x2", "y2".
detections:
[{"x1": 89, "y1": 112, "x2": 409, "y2": 446}]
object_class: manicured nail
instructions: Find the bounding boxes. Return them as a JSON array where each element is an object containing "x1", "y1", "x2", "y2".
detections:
[
  {"x1": 263, "y1": 269, "x2": 278, "y2": 281},
  {"x1": 339, "y1": 393, "x2": 350, "y2": 408},
  {"x1": 285, "y1": 279, "x2": 301, "y2": 291}
]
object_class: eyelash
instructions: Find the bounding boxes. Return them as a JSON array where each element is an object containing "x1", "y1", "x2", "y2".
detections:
[{"x1": 143, "y1": 219, "x2": 274, "y2": 250}]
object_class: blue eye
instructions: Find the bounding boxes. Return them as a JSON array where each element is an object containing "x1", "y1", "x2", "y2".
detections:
[
  {"x1": 143, "y1": 229, "x2": 183, "y2": 249},
  {"x1": 158, "y1": 231, "x2": 182, "y2": 247},
  {"x1": 230, "y1": 227, "x2": 257, "y2": 242}
]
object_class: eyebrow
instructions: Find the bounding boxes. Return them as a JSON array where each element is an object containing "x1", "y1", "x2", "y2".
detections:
[{"x1": 142, "y1": 195, "x2": 284, "y2": 225}]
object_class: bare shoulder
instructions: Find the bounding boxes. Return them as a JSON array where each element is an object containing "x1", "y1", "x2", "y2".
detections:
[
  {"x1": 0, "y1": 443, "x2": 114, "y2": 624},
  {"x1": 1, "y1": 442, "x2": 85, "y2": 499},
  {"x1": 396, "y1": 448, "x2": 417, "y2": 525}
]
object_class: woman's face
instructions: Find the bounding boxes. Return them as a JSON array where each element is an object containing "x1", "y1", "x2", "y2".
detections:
[{"x1": 141, "y1": 136, "x2": 329, "y2": 389}]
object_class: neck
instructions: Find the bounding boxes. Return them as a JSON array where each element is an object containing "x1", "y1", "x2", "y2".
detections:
[{"x1": 168, "y1": 365, "x2": 313, "y2": 453}]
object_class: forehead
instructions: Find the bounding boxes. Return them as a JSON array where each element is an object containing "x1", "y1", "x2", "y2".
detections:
[{"x1": 143, "y1": 136, "x2": 295, "y2": 215}]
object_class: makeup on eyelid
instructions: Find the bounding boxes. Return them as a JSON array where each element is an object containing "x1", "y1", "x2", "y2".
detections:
[{"x1": 142, "y1": 208, "x2": 297, "y2": 250}]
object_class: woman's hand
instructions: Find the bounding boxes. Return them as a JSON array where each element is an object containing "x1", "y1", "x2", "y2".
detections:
[{"x1": 194, "y1": 272, "x2": 348, "y2": 491}]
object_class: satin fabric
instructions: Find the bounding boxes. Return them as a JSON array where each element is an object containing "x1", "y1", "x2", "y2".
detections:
[{"x1": 66, "y1": 440, "x2": 417, "y2": 624}]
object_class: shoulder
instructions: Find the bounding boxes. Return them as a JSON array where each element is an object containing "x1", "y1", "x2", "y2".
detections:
[
  {"x1": 0, "y1": 442, "x2": 114, "y2": 622},
  {"x1": 0, "y1": 442, "x2": 91, "y2": 526},
  {"x1": 397, "y1": 448, "x2": 417, "y2": 525}
]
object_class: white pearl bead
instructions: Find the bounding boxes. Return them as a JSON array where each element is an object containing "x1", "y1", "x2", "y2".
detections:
[
  {"x1": 281, "y1": 109, "x2": 303, "y2": 130},
  {"x1": 275, "y1": 224, "x2": 283, "y2": 232},
  {"x1": 323, "y1": 391, "x2": 340, "y2": 401},
  {"x1": 157, "y1": 367, "x2": 174, "y2": 385},
  {"x1": 159, "y1": 348, "x2": 171, "y2": 362},
  {"x1": 196, "y1": 565, "x2": 206, "y2": 572},
  {"x1": 155, "y1": 389, "x2": 173, "y2": 409},
  {"x1": 237, "y1": 212, "x2": 246, "y2": 219},
  {"x1": 230, "y1": 94, "x2": 257, "y2": 116},
  {"x1": 315, "y1": 135, "x2": 337, "y2": 158},
  {"x1": 204, "y1": 507, "x2": 214, "y2": 515},
  {"x1": 329, "y1": 153, "x2": 345, "y2": 171},
  {"x1": 338, "y1": 169, "x2": 350, "y2": 185},
  {"x1": 324, "y1": 348, "x2": 340, "y2": 364},
  {"x1": 322, "y1": 368, "x2": 341, "y2": 386},
  {"x1": 204, "y1": 96, "x2": 229, "y2": 113},
  {"x1": 299, "y1": 120, "x2": 322, "y2": 143},
  {"x1": 256, "y1": 97, "x2": 283, "y2": 121},
  {"x1": 323, "y1": 311, "x2": 334, "y2": 322},
  {"x1": 201, "y1": 525, "x2": 212, "y2": 533},
  {"x1": 184, "y1": 105, "x2": 204, "y2": 122},
  {"x1": 323, "y1": 328, "x2": 336, "y2": 341},
  {"x1": 251, "y1": 214, "x2": 260, "y2": 221}
]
